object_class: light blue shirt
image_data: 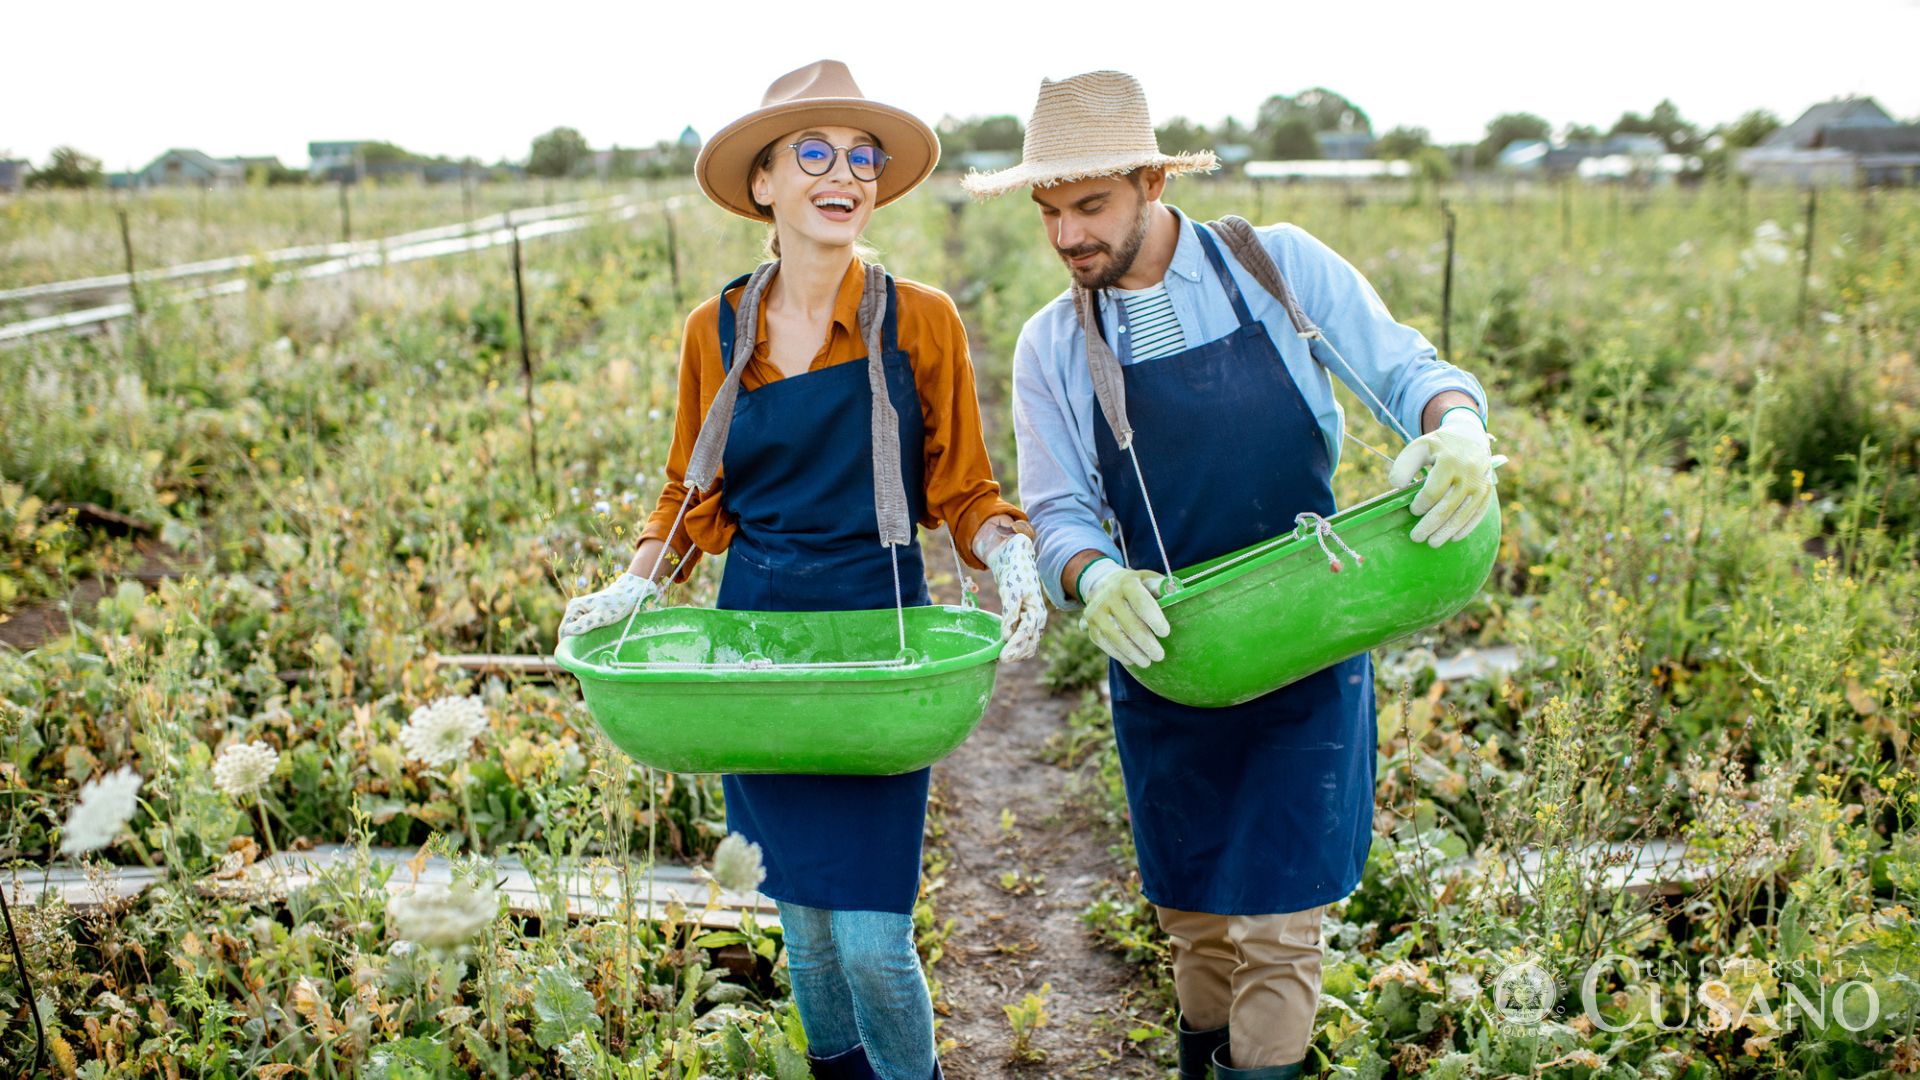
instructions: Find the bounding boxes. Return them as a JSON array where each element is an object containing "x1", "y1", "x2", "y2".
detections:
[{"x1": 1011, "y1": 207, "x2": 1489, "y2": 610}]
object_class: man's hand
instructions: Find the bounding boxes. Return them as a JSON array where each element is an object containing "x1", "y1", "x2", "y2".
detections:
[
  {"x1": 983, "y1": 533, "x2": 1047, "y2": 661},
  {"x1": 558, "y1": 572, "x2": 659, "y2": 638},
  {"x1": 1389, "y1": 406, "x2": 1503, "y2": 547},
  {"x1": 1079, "y1": 558, "x2": 1170, "y2": 668}
]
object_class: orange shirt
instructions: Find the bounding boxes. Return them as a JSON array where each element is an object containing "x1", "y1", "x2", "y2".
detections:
[{"x1": 641, "y1": 258, "x2": 1024, "y2": 579}]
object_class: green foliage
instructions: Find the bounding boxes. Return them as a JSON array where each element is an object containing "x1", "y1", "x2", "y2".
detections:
[
  {"x1": 532, "y1": 964, "x2": 603, "y2": 1049},
  {"x1": 1374, "y1": 125, "x2": 1432, "y2": 160},
  {"x1": 1721, "y1": 108, "x2": 1784, "y2": 150},
  {"x1": 529, "y1": 126, "x2": 591, "y2": 178},
  {"x1": 1610, "y1": 98, "x2": 1702, "y2": 154},
  {"x1": 25, "y1": 146, "x2": 102, "y2": 189},
  {"x1": 1003, "y1": 983, "x2": 1051, "y2": 1063},
  {"x1": 936, "y1": 114, "x2": 1024, "y2": 164}
]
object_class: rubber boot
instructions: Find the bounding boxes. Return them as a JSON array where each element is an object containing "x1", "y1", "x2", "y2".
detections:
[
  {"x1": 807, "y1": 1042, "x2": 879, "y2": 1080},
  {"x1": 1210, "y1": 1044, "x2": 1304, "y2": 1080},
  {"x1": 1176, "y1": 1016, "x2": 1230, "y2": 1080}
]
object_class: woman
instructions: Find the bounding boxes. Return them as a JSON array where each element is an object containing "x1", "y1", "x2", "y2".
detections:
[{"x1": 558, "y1": 61, "x2": 1046, "y2": 1079}]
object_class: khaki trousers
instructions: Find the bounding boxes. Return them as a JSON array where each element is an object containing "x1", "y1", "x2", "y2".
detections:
[{"x1": 1154, "y1": 904, "x2": 1327, "y2": 1069}]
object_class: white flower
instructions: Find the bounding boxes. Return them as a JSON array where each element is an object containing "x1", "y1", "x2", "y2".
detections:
[
  {"x1": 212, "y1": 740, "x2": 279, "y2": 798},
  {"x1": 60, "y1": 766, "x2": 143, "y2": 856},
  {"x1": 557, "y1": 1031, "x2": 597, "y2": 1078},
  {"x1": 399, "y1": 695, "x2": 490, "y2": 768},
  {"x1": 386, "y1": 879, "x2": 498, "y2": 950},
  {"x1": 709, "y1": 832, "x2": 766, "y2": 893}
]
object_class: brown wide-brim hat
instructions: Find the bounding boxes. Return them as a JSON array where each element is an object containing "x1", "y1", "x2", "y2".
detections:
[
  {"x1": 696, "y1": 60, "x2": 940, "y2": 223},
  {"x1": 961, "y1": 70, "x2": 1217, "y2": 198}
]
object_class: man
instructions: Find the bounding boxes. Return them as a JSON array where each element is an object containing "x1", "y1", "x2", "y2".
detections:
[{"x1": 962, "y1": 72, "x2": 1502, "y2": 1080}]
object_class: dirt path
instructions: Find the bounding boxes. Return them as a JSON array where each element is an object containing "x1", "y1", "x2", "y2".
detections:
[
  {"x1": 0, "y1": 539, "x2": 182, "y2": 652},
  {"x1": 929, "y1": 585, "x2": 1165, "y2": 1077}
]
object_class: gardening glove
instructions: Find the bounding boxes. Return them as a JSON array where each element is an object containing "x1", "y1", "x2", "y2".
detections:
[
  {"x1": 1079, "y1": 558, "x2": 1170, "y2": 669},
  {"x1": 558, "y1": 571, "x2": 659, "y2": 638},
  {"x1": 982, "y1": 532, "x2": 1047, "y2": 662},
  {"x1": 1389, "y1": 406, "x2": 1507, "y2": 547}
]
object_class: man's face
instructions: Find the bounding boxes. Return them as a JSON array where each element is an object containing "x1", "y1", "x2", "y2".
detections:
[{"x1": 1030, "y1": 171, "x2": 1157, "y2": 290}]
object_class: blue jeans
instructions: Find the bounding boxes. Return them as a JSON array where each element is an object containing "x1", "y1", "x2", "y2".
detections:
[{"x1": 777, "y1": 901, "x2": 936, "y2": 1080}]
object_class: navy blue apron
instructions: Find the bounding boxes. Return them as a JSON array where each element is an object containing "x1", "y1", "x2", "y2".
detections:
[
  {"x1": 1089, "y1": 223, "x2": 1375, "y2": 916},
  {"x1": 710, "y1": 269, "x2": 934, "y2": 915}
]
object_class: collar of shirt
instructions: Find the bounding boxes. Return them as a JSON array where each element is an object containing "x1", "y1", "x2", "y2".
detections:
[
  {"x1": 1095, "y1": 206, "x2": 1207, "y2": 324},
  {"x1": 740, "y1": 256, "x2": 868, "y2": 368}
]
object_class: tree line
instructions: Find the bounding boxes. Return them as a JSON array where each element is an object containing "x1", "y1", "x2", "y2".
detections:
[
  {"x1": 4, "y1": 94, "x2": 1804, "y2": 191},
  {"x1": 940, "y1": 90, "x2": 1795, "y2": 178}
]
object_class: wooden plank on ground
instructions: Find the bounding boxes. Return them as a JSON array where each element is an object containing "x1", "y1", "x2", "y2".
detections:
[
  {"x1": 1509, "y1": 838, "x2": 1707, "y2": 898},
  {"x1": 433, "y1": 653, "x2": 564, "y2": 677},
  {"x1": 4, "y1": 844, "x2": 774, "y2": 930}
]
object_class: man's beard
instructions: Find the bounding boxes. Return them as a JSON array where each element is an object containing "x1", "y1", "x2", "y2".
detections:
[{"x1": 1060, "y1": 201, "x2": 1152, "y2": 290}]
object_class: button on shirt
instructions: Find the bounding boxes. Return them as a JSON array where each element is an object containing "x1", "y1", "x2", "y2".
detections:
[
  {"x1": 1011, "y1": 207, "x2": 1489, "y2": 609},
  {"x1": 1110, "y1": 281, "x2": 1187, "y2": 361}
]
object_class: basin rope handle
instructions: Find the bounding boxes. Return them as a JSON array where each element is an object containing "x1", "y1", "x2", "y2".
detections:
[{"x1": 1295, "y1": 511, "x2": 1365, "y2": 574}]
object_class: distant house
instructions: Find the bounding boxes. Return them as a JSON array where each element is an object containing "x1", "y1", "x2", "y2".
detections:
[
  {"x1": 1214, "y1": 143, "x2": 1255, "y2": 166},
  {"x1": 1498, "y1": 140, "x2": 1550, "y2": 171},
  {"x1": 308, "y1": 141, "x2": 366, "y2": 182},
  {"x1": 678, "y1": 125, "x2": 701, "y2": 151},
  {"x1": 138, "y1": 149, "x2": 245, "y2": 188},
  {"x1": 0, "y1": 159, "x2": 28, "y2": 193},
  {"x1": 229, "y1": 155, "x2": 285, "y2": 182},
  {"x1": 423, "y1": 161, "x2": 475, "y2": 184},
  {"x1": 1740, "y1": 97, "x2": 1920, "y2": 187},
  {"x1": 1315, "y1": 131, "x2": 1375, "y2": 161},
  {"x1": 1808, "y1": 126, "x2": 1920, "y2": 186},
  {"x1": 1245, "y1": 159, "x2": 1413, "y2": 181},
  {"x1": 1499, "y1": 133, "x2": 1690, "y2": 181},
  {"x1": 1760, "y1": 98, "x2": 1897, "y2": 151},
  {"x1": 955, "y1": 149, "x2": 1018, "y2": 173}
]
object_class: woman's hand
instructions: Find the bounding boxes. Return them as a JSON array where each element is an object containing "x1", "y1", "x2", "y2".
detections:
[
  {"x1": 558, "y1": 571, "x2": 660, "y2": 638},
  {"x1": 974, "y1": 517, "x2": 1047, "y2": 662}
]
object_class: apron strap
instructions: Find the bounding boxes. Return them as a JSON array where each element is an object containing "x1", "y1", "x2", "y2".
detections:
[
  {"x1": 858, "y1": 264, "x2": 914, "y2": 549},
  {"x1": 1192, "y1": 224, "x2": 1258, "y2": 327},
  {"x1": 1203, "y1": 215, "x2": 1320, "y2": 338},
  {"x1": 716, "y1": 271, "x2": 755, "y2": 373},
  {"x1": 685, "y1": 262, "x2": 778, "y2": 494},
  {"x1": 1204, "y1": 215, "x2": 1415, "y2": 446},
  {"x1": 1070, "y1": 284, "x2": 1135, "y2": 450}
]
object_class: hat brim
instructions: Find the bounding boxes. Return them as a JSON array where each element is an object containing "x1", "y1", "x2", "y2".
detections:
[
  {"x1": 960, "y1": 149, "x2": 1219, "y2": 199},
  {"x1": 696, "y1": 99, "x2": 940, "y2": 222}
]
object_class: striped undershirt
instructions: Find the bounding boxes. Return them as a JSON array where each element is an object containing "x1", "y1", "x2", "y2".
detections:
[{"x1": 1110, "y1": 281, "x2": 1188, "y2": 362}]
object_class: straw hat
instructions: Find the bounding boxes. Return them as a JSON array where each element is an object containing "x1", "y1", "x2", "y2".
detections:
[
  {"x1": 961, "y1": 70, "x2": 1218, "y2": 198},
  {"x1": 696, "y1": 60, "x2": 940, "y2": 223}
]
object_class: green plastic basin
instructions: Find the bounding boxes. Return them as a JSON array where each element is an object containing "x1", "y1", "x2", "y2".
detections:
[
  {"x1": 554, "y1": 604, "x2": 1004, "y2": 775},
  {"x1": 1128, "y1": 486, "x2": 1501, "y2": 708}
]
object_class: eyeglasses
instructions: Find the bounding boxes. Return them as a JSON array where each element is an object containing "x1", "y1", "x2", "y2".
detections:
[{"x1": 787, "y1": 138, "x2": 890, "y2": 181}]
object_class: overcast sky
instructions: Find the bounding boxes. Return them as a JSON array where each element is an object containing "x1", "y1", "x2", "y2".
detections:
[{"x1": 9, "y1": 0, "x2": 1920, "y2": 171}]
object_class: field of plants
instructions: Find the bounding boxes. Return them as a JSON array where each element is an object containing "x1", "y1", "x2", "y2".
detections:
[{"x1": 1, "y1": 174, "x2": 1916, "y2": 1079}]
